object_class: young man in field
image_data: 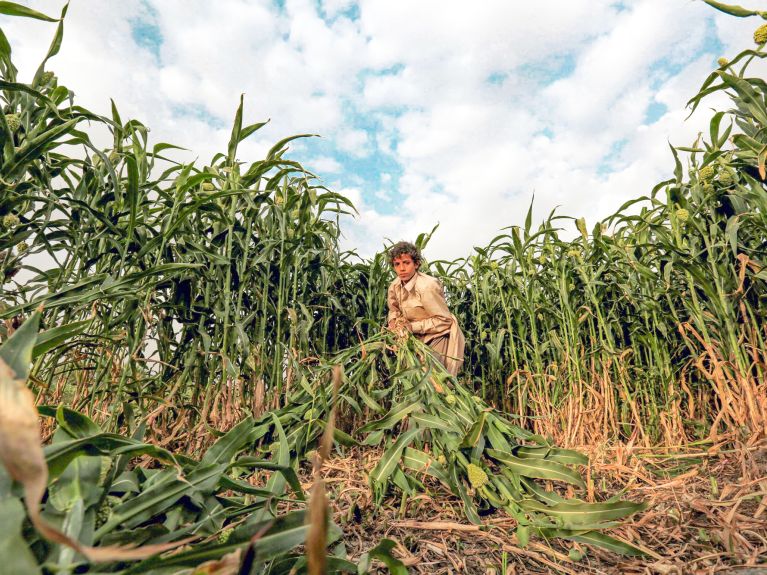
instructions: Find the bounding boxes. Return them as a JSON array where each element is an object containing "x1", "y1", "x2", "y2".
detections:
[{"x1": 386, "y1": 241, "x2": 465, "y2": 376}]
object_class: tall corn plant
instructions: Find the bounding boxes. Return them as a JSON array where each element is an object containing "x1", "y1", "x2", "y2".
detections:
[
  {"x1": 432, "y1": 8, "x2": 767, "y2": 444},
  {"x1": 0, "y1": 7, "x2": 356, "y2": 446}
]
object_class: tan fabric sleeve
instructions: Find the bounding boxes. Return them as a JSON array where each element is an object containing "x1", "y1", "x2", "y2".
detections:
[
  {"x1": 409, "y1": 281, "x2": 453, "y2": 336},
  {"x1": 387, "y1": 282, "x2": 403, "y2": 325}
]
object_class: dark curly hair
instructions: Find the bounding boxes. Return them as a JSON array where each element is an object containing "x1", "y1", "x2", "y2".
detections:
[{"x1": 388, "y1": 241, "x2": 422, "y2": 267}]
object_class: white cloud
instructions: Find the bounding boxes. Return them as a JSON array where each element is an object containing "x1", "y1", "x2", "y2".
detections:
[
  {"x1": 2, "y1": 0, "x2": 759, "y2": 261},
  {"x1": 335, "y1": 128, "x2": 371, "y2": 156},
  {"x1": 309, "y1": 155, "x2": 343, "y2": 173}
]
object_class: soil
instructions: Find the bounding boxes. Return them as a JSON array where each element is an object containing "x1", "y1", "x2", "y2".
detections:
[{"x1": 300, "y1": 439, "x2": 767, "y2": 574}]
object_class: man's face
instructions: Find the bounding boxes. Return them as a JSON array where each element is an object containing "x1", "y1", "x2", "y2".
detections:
[{"x1": 392, "y1": 254, "x2": 418, "y2": 282}]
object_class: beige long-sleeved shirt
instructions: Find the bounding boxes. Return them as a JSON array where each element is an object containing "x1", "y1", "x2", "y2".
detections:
[
  {"x1": 387, "y1": 272, "x2": 466, "y2": 375},
  {"x1": 387, "y1": 272, "x2": 453, "y2": 341}
]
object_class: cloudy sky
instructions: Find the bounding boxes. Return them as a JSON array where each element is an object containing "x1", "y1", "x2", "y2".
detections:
[{"x1": 2, "y1": 1, "x2": 762, "y2": 259}]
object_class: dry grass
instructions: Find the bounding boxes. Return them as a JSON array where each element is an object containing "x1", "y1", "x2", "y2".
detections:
[{"x1": 298, "y1": 439, "x2": 767, "y2": 574}]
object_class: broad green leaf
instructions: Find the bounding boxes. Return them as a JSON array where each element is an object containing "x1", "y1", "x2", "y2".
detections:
[
  {"x1": 520, "y1": 477, "x2": 568, "y2": 506},
  {"x1": 95, "y1": 463, "x2": 226, "y2": 537},
  {"x1": 521, "y1": 499, "x2": 646, "y2": 528},
  {"x1": 200, "y1": 416, "x2": 254, "y2": 466},
  {"x1": 0, "y1": 310, "x2": 40, "y2": 380},
  {"x1": 516, "y1": 524, "x2": 530, "y2": 548},
  {"x1": 513, "y1": 446, "x2": 588, "y2": 466},
  {"x1": 44, "y1": 434, "x2": 178, "y2": 480},
  {"x1": 358, "y1": 401, "x2": 422, "y2": 433},
  {"x1": 357, "y1": 538, "x2": 408, "y2": 575},
  {"x1": 32, "y1": 318, "x2": 91, "y2": 359},
  {"x1": 488, "y1": 449, "x2": 586, "y2": 488},
  {"x1": 402, "y1": 447, "x2": 452, "y2": 487},
  {"x1": 0, "y1": 498, "x2": 41, "y2": 574},
  {"x1": 460, "y1": 412, "x2": 487, "y2": 448},
  {"x1": 369, "y1": 428, "x2": 421, "y2": 485},
  {"x1": 0, "y1": 1, "x2": 57, "y2": 21},
  {"x1": 563, "y1": 531, "x2": 647, "y2": 556},
  {"x1": 485, "y1": 420, "x2": 511, "y2": 452},
  {"x1": 55, "y1": 405, "x2": 101, "y2": 438},
  {"x1": 701, "y1": 0, "x2": 767, "y2": 18},
  {"x1": 410, "y1": 412, "x2": 455, "y2": 432},
  {"x1": 124, "y1": 511, "x2": 311, "y2": 573}
]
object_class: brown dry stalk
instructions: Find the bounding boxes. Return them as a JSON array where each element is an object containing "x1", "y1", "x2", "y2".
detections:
[{"x1": 306, "y1": 365, "x2": 343, "y2": 575}]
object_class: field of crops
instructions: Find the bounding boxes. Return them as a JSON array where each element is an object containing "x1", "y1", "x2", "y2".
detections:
[{"x1": 1, "y1": 1, "x2": 766, "y2": 574}]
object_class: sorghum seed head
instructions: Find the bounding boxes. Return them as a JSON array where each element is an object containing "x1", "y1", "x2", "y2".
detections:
[
  {"x1": 717, "y1": 57, "x2": 729, "y2": 67},
  {"x1": 698, "y1": 165, "x2": 715, "y2": 181},
  {"x1": 675, "y1": 209, "x2": 689, "y2": 223},
  {"x1": 467, "y1": 463, "x2": 488, "y2": 488},
  {"x1": 754, "y1": 23, "x2": 767, "y2": 45},
  {"x1": 217, "y1": 528, "x2": 233, "y2": 544},
  {"x1": 2, "y1": 213, "x2": 20, "y2": 229},
  {"x1": 718, "y1": 171, "x2": 734, "y2": 187},
  {"x1": 4, "y1": 113, "x2": 20, "y2": 132}
]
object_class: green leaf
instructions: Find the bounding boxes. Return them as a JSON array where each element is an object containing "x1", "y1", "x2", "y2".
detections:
[
  {"x1": 410, "y1": 412, "x2": 455, "y2": 432},
  {"x1": 2, "y1": 118, "x2": 81, "y2": 178},
  {"x1": 513, "y1": 446, "x2": 588, "y2": 466},
  {"x1": 44, "y1": 433, "x2": 178, "y2": 480},
  {"x1": 47, "y1": 451, "x2": 101, "y2": 511},
  {"x1": 0, "y1": 1, "x2": 57, "y2": 21},
  {"x1": 369, "y1": 428, "x2": 421, "y2": 486},
  {"x1": 402, "y1": 447, "x2": 452, "y2": 487},
  {"x1": 95, "y1": 463, "x2": 226, "y2": 537},
  {"x1": 32, "y1": 318, "x2": 91, "y2": 359},
  {"x1": 718, "y1": 72, "x2": 767, "y2": 126},
  {"x1": 563, "y1": 531, "x2": 647, "y2": 556},
  {"x1": 34, "y1": 1, "x2": 68, "y2": 79},
  {"x1": 725, "y1": 216, "x2": 740, "y2": 257},
  {"x1": 358, "y1": 401, "x2": 422, "y2": 433},
  {"x1": 521, "y1": 499, "x2": 646, "y2": 528},
  {"x1": 357, "y1": 538, "x2": 408, "y2": 575},
  {"x1": 266, "y1": 414, "x2": 291, "y2": 498},
  {"x1": 55, "y1": 405, "x2": 101, "y2": 438},
  {"x1": 460, "y1": 412, "x2": 487, "y2": 448},
  {"x1": 0, "y1": 310, "x2": 40, "y2": 380},
  {"x1": 124, "y1": 511, "x2": 311, "y2": 573},
  {"x1": 701, "y1": 0, "x2": 767, "y2": 18},
  {"x1": 0, "y1": 498, "x2": 41, "y2": 574},
  {"x1": 200, "y1": 416, "x2": 254, "y2": 466},
  {"x1": 516, "y1": 524, "x2": 530, "y2": 548},
  {"x1": 487, "y1": 449, "x2": 586, "y2": 488},
  {"x1": 226, "y1": 94, "x2": 244, "y2": 163},
  {"x1": 266, "y1": 134, "x2": 316, "y2": 161},
  {"x1": 521, "y1": 477, "x2": 568, "y2": 506},
  {"x1": 229, "y1": 457, "x2": 305, "y2": 501}
]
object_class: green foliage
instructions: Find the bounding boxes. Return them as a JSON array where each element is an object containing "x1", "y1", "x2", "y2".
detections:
[
  {"x1": 1, "y1": 406, "x2": 352, "y2": 574},
  {"x1": 2, "y1": 1, "x2": 767, "y2": 568},
  {"x1": 236, "y1": 333, "x2": 646, "y2": 555}
]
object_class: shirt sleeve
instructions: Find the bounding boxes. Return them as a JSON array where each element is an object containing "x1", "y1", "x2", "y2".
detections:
[
  {"x1": 410, "y1": 281, "x2": 454, "y2": 335},
  {"x1": 387, "y1": 283, "x2": 402, "y2": 324}
]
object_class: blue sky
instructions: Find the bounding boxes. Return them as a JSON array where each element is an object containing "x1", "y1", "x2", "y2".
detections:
[{"x1": 3, "y1": 0, "x2": 760, "y2": 258}]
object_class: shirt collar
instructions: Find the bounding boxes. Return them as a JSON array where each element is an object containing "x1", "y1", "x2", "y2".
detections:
[{"x1": 400, "y1": 272, "x2": 419, "y2": 293}]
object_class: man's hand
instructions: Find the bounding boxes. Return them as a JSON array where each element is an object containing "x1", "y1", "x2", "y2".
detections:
[{"x1": 388, "y1": 317, "x2": 411, "y2": 337}]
